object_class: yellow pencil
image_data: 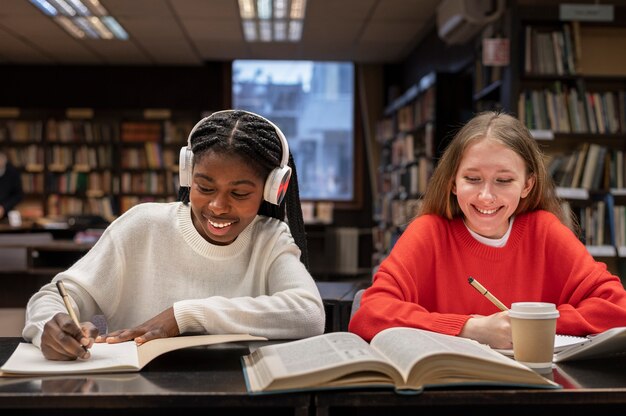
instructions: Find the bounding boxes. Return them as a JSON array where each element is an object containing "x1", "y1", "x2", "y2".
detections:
[
  {"x1": 56, "y1": 280, "x2": 89, "y2": 352},
  {"x1": 468, "y1": 277, "x2": 509, "y2": 312}
]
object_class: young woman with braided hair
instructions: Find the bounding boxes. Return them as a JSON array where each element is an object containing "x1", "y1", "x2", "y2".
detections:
[{"x1": 24, "y1": 110, "x2": 325, "y2": 361}]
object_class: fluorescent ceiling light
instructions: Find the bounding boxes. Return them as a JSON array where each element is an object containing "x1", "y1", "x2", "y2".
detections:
[
  {"x1": 83, "y1": 0, "x2": 107, "y2": 16},
  {"x1": 30, "y1": 0, "x2": 58, "y2": 16},
  {"x1": 238, "y1": 0, "x2": 307, "y2": 42},
  {"x1": 238, "y1": 0, "x2": 255, "y2": 19},
  {"x1": 101, "y1": 16, "x2": 129, "y2": 40},
  {"x1": 54, "y1": 16, "x2": 85, "y2": 38},
  {"x1": 88, "y1": 16, "x2": 114, "y2": 39},
  {"x1": 274, "y1": 21, "x2": 287, "y2": 41},
  {"x1": 290, "y1": 0, "x2": 307, "y2": 19},
  {"x1": 66, "y1": 0, "x2": 89, "y2": 15},
  {"x1": 274, "y1": 0, "x2": 287, "y2": 19},
  {"x1": 242, "y1": 20, "x2": 257, "y2": 41},
  {"x1": 49, "y1": 0, "x2": 77, "y2": 16},
  {"x1": 288, "y1": 20, "x2": 302, "y2": 42},
  {"x1": 259, "y1": 21, "x2": 272, "y2": 42},
  {"x1": 30, "y1": 0, "x2": 128, "y2": 40},
  {"x1": 257, "y1": 0, "x2": 272, "y2": 19}
]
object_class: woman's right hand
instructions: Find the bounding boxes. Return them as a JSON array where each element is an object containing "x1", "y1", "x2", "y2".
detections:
[
  {"x1": 459, "y1": 311, "x2": 512, "y2": 349},
  {"x1": 40, "y1": 312, "x2": 99, "y2": 361}
]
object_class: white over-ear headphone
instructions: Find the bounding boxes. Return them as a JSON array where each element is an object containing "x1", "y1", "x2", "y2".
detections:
[{"x1": 179, "y1": 109, "x2": 292, "y2": 205}]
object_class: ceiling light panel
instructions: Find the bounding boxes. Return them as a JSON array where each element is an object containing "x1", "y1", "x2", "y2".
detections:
[
  {"x1": 29, "y1": 0, "x2": 128, "y2": 40},
  {"x1": 238, "y1": 0, "x2": 307, "y2": 42}
]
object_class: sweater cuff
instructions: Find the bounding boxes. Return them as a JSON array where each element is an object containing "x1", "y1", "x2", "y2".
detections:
[
  {"x1": 430, "y1": 314, "x2": 471, "y2": 336},
  {"x1": 173, "y1": 300, "x2": 207, "y2": 333}
]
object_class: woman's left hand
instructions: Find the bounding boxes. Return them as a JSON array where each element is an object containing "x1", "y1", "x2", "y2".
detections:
[{"x1": 96, "y1": 307, "x2": 180, "y2": 345}]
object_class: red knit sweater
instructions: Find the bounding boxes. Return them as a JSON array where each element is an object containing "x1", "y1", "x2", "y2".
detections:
[{"x1": 349, "y1": 211, "x2": 626, "y2": 342}]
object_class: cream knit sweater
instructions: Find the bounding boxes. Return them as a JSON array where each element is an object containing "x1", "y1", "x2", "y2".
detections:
[{"x1": 23, "y1": 202, "x2": 325, "y2": 347}]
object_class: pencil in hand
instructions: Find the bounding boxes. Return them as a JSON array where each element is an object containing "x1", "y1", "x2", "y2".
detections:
[
  {"x1": 468, "y1": 277, "x2": 509, "y2": 312},
  {"x1": 56, "y1": 280, "x2": 90, "y2": 354}
]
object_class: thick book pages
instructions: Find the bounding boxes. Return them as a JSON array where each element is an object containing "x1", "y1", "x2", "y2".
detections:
[
  {"x1": 0, "y1": 334, "x2": 266, "y2": 376},
  {"x1": 241, "y1": 328, "x2": 559, "y2": 394}
]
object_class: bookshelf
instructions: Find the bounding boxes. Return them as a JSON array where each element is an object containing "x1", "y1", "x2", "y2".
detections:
[
  {"x1": 475, "y1": 2, "x2": 626, "y2": 272},
  {"x1": 372, "y1": 72, "x2": 472, "y2": 266},
  {"x1": 472, "y1": 23, "x2": 506, "y2": 113},
  {"x1": 0, "y1": 109, "x2": 198, "y2": 220}
]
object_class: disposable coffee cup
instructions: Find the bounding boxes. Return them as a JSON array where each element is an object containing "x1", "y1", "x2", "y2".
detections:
[{"x1": 509, "y1": 302, "x2": 559, "y2": 369}]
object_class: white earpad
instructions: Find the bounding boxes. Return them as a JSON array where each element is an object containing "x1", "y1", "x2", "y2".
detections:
[
  {"x1": 264, "y1": 165, "x2": 292, "y2": 205},
  {"x1": 179, "y1": 146, "x2": 193, "y2": 187}
]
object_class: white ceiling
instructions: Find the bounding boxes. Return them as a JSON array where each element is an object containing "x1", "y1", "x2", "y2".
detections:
[{"x1": 0, "y1": 0, "x2": 441, "y2": 65}]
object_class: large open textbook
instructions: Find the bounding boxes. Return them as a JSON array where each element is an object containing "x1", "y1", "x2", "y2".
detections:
[
  {"x1": 241, "y1": 328, "x2": 559, "y2": 394},
  {"x1": 1, "y1": 334, "x2": 266, "y2": 376}
]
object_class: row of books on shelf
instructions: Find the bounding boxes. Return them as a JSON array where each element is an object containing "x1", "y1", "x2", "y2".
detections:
[
  {"x1": 518, "y1": 84, "x2": 626, "y2": 134},
  {"x1": 46, "y1": 119, "x2": 118, "y2": 143},
  {"x1": 20, "y1": 173, "x2": 44, "y2": 193},
  {"x1": 383, "y1": 123, "x2": 435, "y2": 167},
  {"x1": 372, "y1": 225, "x2": 402, "y2": 264},
  {"x1": 120, "y1": 143, "x2": 164, "y2": 169},
  {"x1": 524, "y1": 23, "x2": 578, "y2": 76},
  {"x1": 395, "y1": 88, "x2": 436, "y2": 133},
  {"x1": 564, "y1": 199, "x2": 626, "y2": 257},
  {"x1": 46, "y1": 194, "x2": 115, "y2": 220},
  {"x1": 46, "y1": 171, "x2": 112, "y2": 195},
  {"x1": 0, "y1": 119, "x2": 194, "y2": 144},
  {"x1": 577, "y1": 200, "x2": 610, "y2": 248},
  {"x1": 378, "y1": 160, "x2": 433, "y2": 200},
  {"x1": 374, "y1": 195, "x2": 422, "y2": 232},
  {"x1": 42, "y1": 194, "x2": 179, "y2": 219},
  {"x1": 164, "y1": 120, "x2": 194, "y2": 144},
  {"x1": 7, "y1": 143, "x2": 172, "y2": 172},
  {"x1": 47, "y1": 145, "x2": 113, "y2": 171},
  {"x1": 120, "y1": 171, "x2": 177, "y2": 195},
  {"x1": 547, "y1": 143, "x2": 626, "y2": 191},
  {"x1": 376, "y1": 85, "x2": 436, "y2": 142},
  {"x1": 0, "y1": 120, "x2": 44, "y2": 142},
  {"x1": 3, "y1": 146, "x2": 43, "y2": 171},
  {"x1": 20, "y1": 169, "x2": 177, "y2": 201}
]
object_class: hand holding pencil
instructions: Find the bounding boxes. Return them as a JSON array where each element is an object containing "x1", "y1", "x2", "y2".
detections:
[
  {"x1": 462, "y1": 277, "x2": 513, "y2": 349},
  {"x1": 38, "y1": 280, "x2": 97, "y2": 361},
  {"x1": 468, "y1": 277, "x2": 509, "y2": 311}
]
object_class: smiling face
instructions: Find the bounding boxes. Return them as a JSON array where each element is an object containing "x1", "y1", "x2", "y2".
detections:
[
  {"x1": 452, "y1": 137, "x2": 535, "y2": 238},
  {"x1": 189, "y1": 151, "x2": 265, "y2": 245}
]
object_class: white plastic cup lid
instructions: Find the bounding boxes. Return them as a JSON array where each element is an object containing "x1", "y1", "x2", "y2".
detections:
[{"x1": 508, "y1": 302, "x2": 560, "y2": 319}]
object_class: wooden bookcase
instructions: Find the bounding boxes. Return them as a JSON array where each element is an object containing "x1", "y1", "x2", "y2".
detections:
[
  {"x1": 0, "y1": 108, "x2": 198, "y2": 220},
  {"x1": 372, "y1": 71, "x2": 472, "y2": 266},
  {"x1": 469, "y1": 1, "x2": 626, "y2": 275}
]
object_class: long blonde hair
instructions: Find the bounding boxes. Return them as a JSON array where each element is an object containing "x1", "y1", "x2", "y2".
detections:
[{"x1": 419, "y1": 111, "x2": 568, "y2": 226}]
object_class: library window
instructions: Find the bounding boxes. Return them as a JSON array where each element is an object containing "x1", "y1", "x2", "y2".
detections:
[{"x1": 232, "y1": 60, "x2": 355, "y2": 201}]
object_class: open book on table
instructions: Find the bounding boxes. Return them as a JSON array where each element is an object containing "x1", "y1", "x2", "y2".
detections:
[
  {"x1": 241, "y1": 327, "x2": 559, "y2": 394},
  {"x1": 0, "y1": 334, "x2": 266, "y2": 376},
  {"x1": 495, "y1": 327, "x2": 626, "y2": 362}
]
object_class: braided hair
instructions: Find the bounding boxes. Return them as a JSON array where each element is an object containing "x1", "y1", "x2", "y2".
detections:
[{"x1": 178, "y1": 110, "x2": 309, "y2": 267}]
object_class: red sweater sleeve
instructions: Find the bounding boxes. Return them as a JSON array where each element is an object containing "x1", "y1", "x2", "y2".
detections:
[
  {"x1": 542, "y1": 216, "x2": 626, "y2": 335},
  {"x1": 349, "y1": 215, "x2": 471, "y2": 341}
]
